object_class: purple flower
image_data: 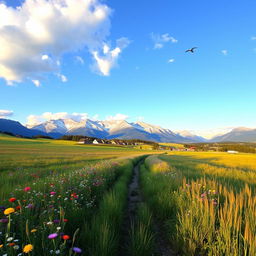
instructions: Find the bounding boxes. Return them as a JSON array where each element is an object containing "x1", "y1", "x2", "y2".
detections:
[
  {"x1": 27, "y1": 204, "x2": 33, "y2": 209},
  {"x1": 0, "y1": 218, "x2": 8, "y2": 223},
  {"x1": 48, "y1": 233, "x2": 58, "y2": 239},
  {"x1": 72, "y1": 247, "x2": 82, "y2": 253},
  {"x1": 53, "y1": 219, "x2": 60, "y2": 224}
]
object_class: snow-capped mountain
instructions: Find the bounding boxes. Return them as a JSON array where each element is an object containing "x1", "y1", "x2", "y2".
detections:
[
  {"x1": 210, "y1": 127, "x2": 256, "y2": 142},
  {"x1": 26, "y1": 118, "x2": 202, "y2": 142},
  {"x1": 28, "y1": 118, "x2": 108, "y2": 138},
  {"x1": 3, "y1": 117, "x2": 256, "y2": 143}
]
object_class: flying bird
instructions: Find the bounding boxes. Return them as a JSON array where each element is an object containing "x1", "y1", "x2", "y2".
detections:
[{"x1": 185, "y1": 47, "x2": 198, "y2": 53}]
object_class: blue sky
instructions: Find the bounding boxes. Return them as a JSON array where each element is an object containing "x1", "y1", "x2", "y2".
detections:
[{"x1": 0, "y1": 0, "x2": 256, "y2": 136}]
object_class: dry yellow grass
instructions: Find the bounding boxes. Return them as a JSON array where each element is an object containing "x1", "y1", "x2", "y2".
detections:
[{"x1": 167, "y1": 151, "x2": 256, "y2": 170}]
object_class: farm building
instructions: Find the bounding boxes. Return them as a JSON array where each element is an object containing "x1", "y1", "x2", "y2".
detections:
[
  {"x1": 93, "y1": 139, "x2": 100, "y2": 144},
  {"x1": 77, "y1": 138, "x2": 92, "y2": 144},
  {"x1": 227, "y1": 150, "x2": 238, "y2": 154}
]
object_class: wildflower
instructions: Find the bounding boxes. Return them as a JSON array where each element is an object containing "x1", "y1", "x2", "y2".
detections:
[
  {"x1": 4, "y1": 208, "x2": 15, "y2": 215},
  {"x1": 31, "y1": 229, "x2": 37, "y2": 233},
  {"x1": 63, "y1": 218, "x2": 68, "y2": 222},
  {"x1": 0, "y1": 244, "x2": 3, "y2": 248},
  {"x1": 23, "y1": 244, "x2": 33, "y2": 253},
  {"x1": 0, "y1": 218, "x2": 8, "y2": 223},
  {"x1": 9, "y1": 197, "x2": 16, "y2": 203},
  {"x1": 53, "y1": 219, "x2": 60, "y2": 224},
  {"x1": 62, "y1": 235, "x2": 70, "y2": 240},
  {"x1": 50, "y1": 192, "x2": 56, "y2": 196},
  {"x1": 7, "y1": 237, "x2": 13, "y2": 242},
  {"x1": 55, "y1": 250, "x2": 60, "y2": 254},
  {"x1": 26, "y1": 204, "x2": 33, "y2": 209},
  {"x1": 16, "y1": 205, "x2": 21, "y2": 210},
  {"x1": 72, "y1": 247, "x2": 82, "y2": 253},
  {"x1": 8, "y1": 242, "x2": 15, "y2": 246},
  {"x1": 24, "y1": 187, "x2": 31, "y2": 192},
  {"x1": 13, "y1": 245, "x2": 19, "y2": 250},
  {"x1": 48, "y1": 233, "x2": 58, "y2": 239}
]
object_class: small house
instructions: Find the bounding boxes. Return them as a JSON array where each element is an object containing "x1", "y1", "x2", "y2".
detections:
[
  {"x1": 227, "y1": 150, "x2": 238, "y2": 154},
  {"x1": 78, "y1": 139, "x2": 91, "y2": 144},
  {"x1": 93, "y1": 139, "x2": 100, "y2": 144}
]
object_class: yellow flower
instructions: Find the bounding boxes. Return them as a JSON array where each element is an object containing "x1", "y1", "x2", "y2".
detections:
[
  {"x1": 4, "y1": 208, "x2": 15, "y2": 215},
  {"x1": 31, "y1": 229, "x2": 37, "y2": 233},
  {"x1": 23, "y1": 244, "x2": 33, "y2": 253},
  {"x1": 0, "y1": 244, "x2": 3, "y2": 248}
]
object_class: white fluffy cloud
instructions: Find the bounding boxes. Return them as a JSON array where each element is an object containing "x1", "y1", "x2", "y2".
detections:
[
  {"x1": 0, "y1": 0, "x2": 128, "y2": 85},
  {"x1": 32, "y1": 80, "x2": 40, "y2": 87},
  {"x1": 27, "y1": 112, "x2": 89, "y2": 125},
  {"x1": 168, "y1": 58, "x2": 175, "y2": 63},
  {"x1": 57, "y1": 74, "x2": 68, "y2": 82},
  {"x1": 251, "y1": 36, "x2": 256, "y2": 40},
  {"x1": 221, "y1": 50, "x2": 228, "y2": 56},
  {"x1": 27, "y1": 111, "x2": 129, "y2": 125},
  {"x1": 0, "y1": 109, "x2": 13, "y2": 118},
  {"x1": 92, "y1": 37, "x2": 130, "y2": 76},
  {"x1": 151, "y1": 33, "x2": 177, "y2": 49},
  {"x1": 106, "y1": 113, "x2": 129, "y2": 121},
  {"x1": 76, "y1": 56, "x2": 85, "y2": 65}
]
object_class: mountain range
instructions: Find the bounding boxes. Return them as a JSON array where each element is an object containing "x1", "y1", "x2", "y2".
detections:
[{"x1": 1, "y1": 118, "x2": 256, "y2": 143}]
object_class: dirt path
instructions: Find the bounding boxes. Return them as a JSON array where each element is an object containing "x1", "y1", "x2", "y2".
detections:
[
  {"x1": 153, "y1": 220, "x2": 176, "y2": 256},
  {"x1": 118, "y1": 159, "x2": 175, "y2": 256},
  {"x1": 118, "y1": 160, "x2": 143, "y2": 255}
]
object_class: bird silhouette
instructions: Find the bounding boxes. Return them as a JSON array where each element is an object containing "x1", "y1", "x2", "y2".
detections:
[{"x1": 185, "y1": 47, "x2": 197, "y2": 53}]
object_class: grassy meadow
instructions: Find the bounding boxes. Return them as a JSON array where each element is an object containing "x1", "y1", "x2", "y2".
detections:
[
  {"x1": 140, "y1": 152, "x2": 256, "y2": 255},
  {"x1": 1, "y1": 134, "x2": 256, "y2": 255}
]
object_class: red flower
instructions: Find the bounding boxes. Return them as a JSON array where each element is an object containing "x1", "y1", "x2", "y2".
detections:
[
  {"x1": 63, "y1": 219, "x2": 68, "y2": 222},
  {"x1": 24, "y1": 187, "x2": 31, "y2": 192},
  {"x1": 9, "y1": 197, "x2": 16, "y2": 202},
  {"x1": 16, "y1": 205, "x2": 21, "y2": 210},
  {"x1": 62, "y1": 235, "x2": 70, "y2": 240}
]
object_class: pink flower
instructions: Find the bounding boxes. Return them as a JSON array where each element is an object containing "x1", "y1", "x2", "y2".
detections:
[
  {"x1": 50, "y1": 192, "x2": 56, "y2": 196},
  {"x1": 48, "y1": 233, "x2": 58, "y2": 239},
  {"x1": 24, "y1": 187, "x2": 31, "y2": 192}
]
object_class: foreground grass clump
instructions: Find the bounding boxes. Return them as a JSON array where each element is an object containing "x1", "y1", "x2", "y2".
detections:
[
  {"x1": 0, "y1": 158, "x2": 136, "y2": 255},
  {"x1": 142, "y1": 154, "x2": 256, "y2": 255},
  {"x1": 129, "y1": 203, "x2": 155, "y2": 256}
]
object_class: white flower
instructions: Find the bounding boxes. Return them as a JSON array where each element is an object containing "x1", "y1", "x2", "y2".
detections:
[
  {"x1": 7, "y1": 237, "x2": 14, "y2": 242},
  {"x1": 14, "y1": 245, "x2": 20, "y2": 250}
]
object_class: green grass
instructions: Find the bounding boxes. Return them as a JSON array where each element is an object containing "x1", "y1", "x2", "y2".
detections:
[
  {"x1": 129, "y1": 203, "x2": 155, "y2": 256},
  {"x1": 139, "y1": 154, "x2": 256, "y2": 255},
  {"x1": 0, "y1": 135, "x2": 154, "y2": 200},
  {"x1": 2, "y1": 134, "x2": 256, "y2": 255},
  {"x1": 84, "y1": 158, "x2": 135, "y2": 256}
]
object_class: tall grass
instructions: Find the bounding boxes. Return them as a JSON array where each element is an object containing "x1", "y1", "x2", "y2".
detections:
[
  {"x1": 82, "y1": 157, "x2": 143, "y2": 256},
  {"x1": 129, "y1": 203, "x2": 155, "y2": 256},
  {"x1": 142, "y1": 154, "x2": 256, "y2": 255},
  {"x1": 0, "y1": 158, "x2": 136, "y2": 255}
]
